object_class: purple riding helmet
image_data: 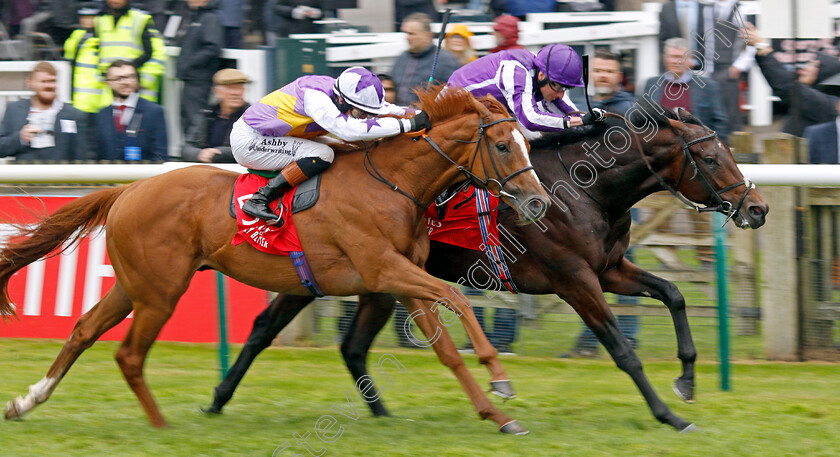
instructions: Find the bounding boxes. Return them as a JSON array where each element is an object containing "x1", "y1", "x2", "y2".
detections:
[
  {"x1": 333, "y1": 66, "x2": 390, "y2": 115},
  {"x1": 534, "y1": 44, "x2": 584, "y2": 88}
]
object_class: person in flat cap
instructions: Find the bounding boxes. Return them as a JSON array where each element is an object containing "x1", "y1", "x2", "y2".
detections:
[{"x1": 181, "y1": 68, "x2": 251, "y2": 163}]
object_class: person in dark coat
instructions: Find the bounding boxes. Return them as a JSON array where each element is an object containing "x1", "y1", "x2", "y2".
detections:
[
  {"x1": 745, "y1": 22, "x2": 838, "y2": 137},
  {"x1": 0, "y1": 61, "x2": 91, "y2": 162},
  {"x1": 96, "y1": 60, "x2": 168, "y2": 161},
  {"x1": 391, "y1": 12, "x2": 459, "y2": 106},
  {"x1": 175, "y1": 0, "x2": 224, "y2": 133},
  {"x1": 504, "y1": 0, "x2": 556, "y2": 20},
  {"x1": 804, "y1": 97, "x2": 840, "y2": 164},
  {"x1": 181, "y1": 68, "x2": 251, "y2": 163},
  {"x1": 658, "y1": 0, "x2": 701, "y2": 56},
  {"x1": 394, "y1": 0, "x2": 438, "y2": 29},
  {"x1": 267, "y1": 0, "x2": 325, "y2": 38},
  {"x1": 218, "y1": 0, "x2": 243, "y2": 48}
]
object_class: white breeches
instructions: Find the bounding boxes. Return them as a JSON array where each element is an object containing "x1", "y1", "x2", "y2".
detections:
[{"x1": 231, "y1": 118, "x2": 335, "y2": 170}]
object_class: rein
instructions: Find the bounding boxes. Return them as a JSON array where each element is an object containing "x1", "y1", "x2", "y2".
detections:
[
  {"x1": 605, "y1": 112, "x2": 755, "y2": 224},
  {"x1": 363, "y1": 115, "x2": 532, "y2": 208}
]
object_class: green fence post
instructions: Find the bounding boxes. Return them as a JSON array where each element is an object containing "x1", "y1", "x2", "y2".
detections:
[
  {"x1": 216, "y1": 272, "x2": 230, "y2": 379},
  {"x1": 713, "y1": 212, "x2": 730, "y2": 391}
]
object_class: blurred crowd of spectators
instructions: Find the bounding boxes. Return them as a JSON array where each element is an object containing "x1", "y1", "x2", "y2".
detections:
[{"x1": 2, "y1": 0, "x2": 840, "y2": 164}]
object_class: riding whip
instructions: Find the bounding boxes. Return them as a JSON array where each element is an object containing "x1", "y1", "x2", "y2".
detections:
[
  {"x1": 581, "y1": 54, "x2": 594, "y2": 115},
  {"x1": 429, "y1": 8, "x2": 452, "y2": 83}
]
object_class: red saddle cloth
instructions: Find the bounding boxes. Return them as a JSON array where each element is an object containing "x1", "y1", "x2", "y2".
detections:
[
  {"x1": 231, "y1": 173, "x2": 303, "y2": 256},
  {"x1": 424, "y1": 185, "x2": 500, "y2": 251}
]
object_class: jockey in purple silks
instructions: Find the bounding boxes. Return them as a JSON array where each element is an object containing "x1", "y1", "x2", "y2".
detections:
[
  {"x1": 448, "y1": 44, "x2": 606, "y2": 140},
  {"x1": 231, "y1": 66, "x2": 430, "y2": 224}
]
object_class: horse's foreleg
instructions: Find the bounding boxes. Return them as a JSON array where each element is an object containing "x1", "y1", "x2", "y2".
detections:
[
  {"x1": 206, "y1": 293, "x2": 315, "y2": 414},
  {"x1": 397, "y1": 297, "x2": 526, "y2": 435},
  {"x1": 601, "y1": 258, "x2": 697, "y2": 402},
  {"x1": 351, "y1": 251, "x2": 523, "y2": 434},
  {"x1": 380, "y1": 271, "x2": 510, "y2": 384},
  {"x1": 4, "y1": 284, "x2": 133, "y2": 421},
  {"x1": 558, "y1": 270, "x2": 694, "y2": 432},
  {"x1": 414, "y1": 295, "x2": 515, "y2": 398},
  {"x1": 339, "y1": 293, "x2": 396, "y2": 417}
]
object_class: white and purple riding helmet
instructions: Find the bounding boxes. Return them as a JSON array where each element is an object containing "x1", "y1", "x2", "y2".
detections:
[
  {"x1": 333, "y1": 66, "x2": 390, "y2": 115},
  {"x1": 534, "y1": 44, "x2": 584, "y2": 88}
]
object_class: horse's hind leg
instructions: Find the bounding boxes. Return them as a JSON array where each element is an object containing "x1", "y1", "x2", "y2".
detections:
[
  {"x1": 339, "y1": 293, "x2": 396, "y2": 417},
  {"x1": 5, "y1": 283, "x2": 133, "y2": 420},
  {"x1": 206, "y1": 293, "x2": 315, "y2": 414},
  {"x1": 601, "y1": 258, "x2": 697, "y2": 402},
  {"x1": 558, "y1": 269, "x2": 694, "y2": 432},
  {"x1": 113, "y1": 300, "x2": 178, "y2": 428}
]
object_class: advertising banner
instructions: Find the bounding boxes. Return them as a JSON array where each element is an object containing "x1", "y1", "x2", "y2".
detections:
[{"x1": 0, "y1": 195, "x2": 270, "y2": 343}]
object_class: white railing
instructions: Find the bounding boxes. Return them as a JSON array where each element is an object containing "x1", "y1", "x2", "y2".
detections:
[{"x1": 0, "y1": 163, "x2": 838, "y2": 186}]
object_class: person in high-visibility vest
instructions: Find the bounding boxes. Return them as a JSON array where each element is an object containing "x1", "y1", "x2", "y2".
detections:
[
  {"x1": 95, "y1": 0, "x2": 166, "y2": 103},
  {"x1": 64, "y1": 3, "x2": 112, "y2": 114}
]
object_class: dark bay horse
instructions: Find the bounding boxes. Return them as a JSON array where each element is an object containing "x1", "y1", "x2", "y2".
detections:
[
  {"x1": 205, "y1": 103, "x2": 768, "y2": 432},
  {"x1": 0, "y1": 86, "x2": 550, "y2": 432}
]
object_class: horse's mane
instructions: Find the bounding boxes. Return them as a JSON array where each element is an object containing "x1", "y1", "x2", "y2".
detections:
[
  {"x1": 414, "y1": 84, "x2": 509, "y2": 122},
  {"x1": 529, "y1": 117, "x2": 623, "y2": 151},
  {"x1": 529, "y1": 98, "x2": 708, "y2": 153}
]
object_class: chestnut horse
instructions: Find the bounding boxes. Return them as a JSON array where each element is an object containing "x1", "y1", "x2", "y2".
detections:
[
  {"x1": 205, "y1": 103, "x2": 769, "y2": 432},
  {"x1": 0, "y1": 86, "x2": 549, "y2": 433}
]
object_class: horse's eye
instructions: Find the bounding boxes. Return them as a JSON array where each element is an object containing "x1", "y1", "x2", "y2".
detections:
[
  {"x1": 496, "y1": 143, "x2": 509, "y2": 153},
  {"x1": 703, "y1": 157, "x2": 717, "y2": 166}
]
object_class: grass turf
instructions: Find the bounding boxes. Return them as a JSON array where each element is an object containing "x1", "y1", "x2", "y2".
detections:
[{"x1": 0, "y1": 339, "x2": 837, "y2": 457}]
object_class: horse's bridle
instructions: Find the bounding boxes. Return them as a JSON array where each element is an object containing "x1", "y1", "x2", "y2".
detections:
[
  {"x1": 364, "y1": 116, "x2": 533, "y2": 208},
  {"x1": 638, "y1": 126, "x2": 755, "y2": 225}
]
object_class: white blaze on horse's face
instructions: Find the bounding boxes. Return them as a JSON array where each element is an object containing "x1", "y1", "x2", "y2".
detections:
[{"x1": 510, "y1": 129, "x2": 540, "y2": 184}]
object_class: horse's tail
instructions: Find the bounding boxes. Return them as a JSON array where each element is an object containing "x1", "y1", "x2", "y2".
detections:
[{"x1": 0, "y1": 185, "x2": 130, "y2": 318}]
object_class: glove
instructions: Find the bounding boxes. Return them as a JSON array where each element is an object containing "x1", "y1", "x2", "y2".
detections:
[
  {"x1": 307, "y1": 7, "x2": 323, "y2": 18},
  {"x1": 409, "y1": 111, "x2": 432, "y2": 132},
  {"x1": 291, "y1": 6, "x2": 307, "y2": 19},
  {"x1": 581, "y1": 108, "x2": 607, "y2": 126}
]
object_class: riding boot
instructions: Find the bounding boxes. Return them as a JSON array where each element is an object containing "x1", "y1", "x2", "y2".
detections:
[{"x1": 242, "y1": 161, "x2": 310, "y2": 225}]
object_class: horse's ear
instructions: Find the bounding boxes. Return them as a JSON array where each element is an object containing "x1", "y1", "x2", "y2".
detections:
[
  {"x1": 674, "y1": 107, "x2": 706, "y2": 128},
  {"x1": 469, "y1": 95, "x2": 493, "y2": 122},
  {"x1": 628, "y1": 97, "x2": 671, "y2": 128}
]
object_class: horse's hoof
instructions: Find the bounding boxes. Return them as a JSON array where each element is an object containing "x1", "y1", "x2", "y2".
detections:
[
  {"x1": 680, "y1": 423, "x2": 700, "y2": 433},
  {"x1": 200, "y1": 404, "x2": 222, "y2": 415},
  {"x1": 490, "y1": 380, "x2": 516, "y2": 400},
  {"x1": 672, "y1": 378, "x2": 695, "y2": 403},
  {"x1": 4, "y1": 399, "x2": 22, "y2": 420},
  {"x1": 499, "y1": 420, "x2": 529, "y2": 435}
]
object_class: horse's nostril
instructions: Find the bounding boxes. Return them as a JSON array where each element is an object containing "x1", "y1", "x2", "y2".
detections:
[
  {"x1": 524, "y1": 197, "x2": 548, "y2": 220},
  {"x1": 749, "y1": 206, "x2": 764, "y2": 218}
]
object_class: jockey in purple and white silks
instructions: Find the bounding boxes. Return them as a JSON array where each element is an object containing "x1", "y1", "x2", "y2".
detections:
[
  {"x1": 448, "y1": 44, "x2": 605, "y2": 140},
  {"x1": 231, "y1": 66, "x2": 431, "y2": 224}
]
